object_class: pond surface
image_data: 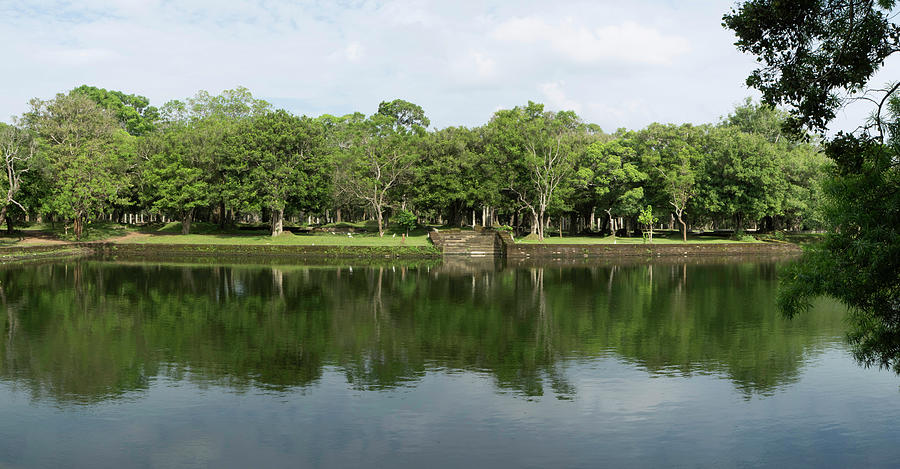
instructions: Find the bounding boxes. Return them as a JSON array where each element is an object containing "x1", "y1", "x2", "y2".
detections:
[{"x1": 1, "y1": 257, "x2": 898, "y2": 468}]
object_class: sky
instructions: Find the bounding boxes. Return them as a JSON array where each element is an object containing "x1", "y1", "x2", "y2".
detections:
[{"x1": 0, "y1": 0, "x2": 893, "y2": 133}]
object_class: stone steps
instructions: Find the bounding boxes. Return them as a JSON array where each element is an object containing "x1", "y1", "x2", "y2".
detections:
[{"x1": 429, "y1": 230, "x2": 505, "y2": 256}]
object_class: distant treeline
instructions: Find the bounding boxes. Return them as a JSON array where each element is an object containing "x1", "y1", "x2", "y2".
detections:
[{"x1": 0, "y1": 85, "x2": 827, "y2": 239}]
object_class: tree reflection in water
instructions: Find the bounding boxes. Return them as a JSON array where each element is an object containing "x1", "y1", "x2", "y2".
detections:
[{"x1": 0, "y1": 257, "x2": 845, "y2": 404}]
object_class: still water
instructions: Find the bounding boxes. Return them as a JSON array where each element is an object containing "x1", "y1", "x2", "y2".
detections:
[{"x1": 0, "y1": 257, "x2": 898, "y2": 468}]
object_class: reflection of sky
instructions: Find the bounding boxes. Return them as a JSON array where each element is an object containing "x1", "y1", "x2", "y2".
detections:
[{"x1": 1, "y1": 350, "x2": 898, "y2": 468}]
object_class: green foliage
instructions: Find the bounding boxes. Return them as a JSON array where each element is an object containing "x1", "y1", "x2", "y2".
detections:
[
  {"x1": 394, "y1": 209, "x2": 417, "y2": 235},
  {"x1": 231, "y1": 110, "x2": 329, "y2": 235},
  {"x1": 724, "y1": 0, "x2": 899, "y2": 132},
  {"x1": 9, "y1": 83, "x2": 829, "y2": 249},
  {"x1": 727, "y1": 0, "x2": 900, "y2": 370},
  {"x1": 26, "y1": 92, "x2": 134, "y2": 238},
  {"x1": 576, "y1": 138, "x2": 647, "y2": 226},
  {"x1": 72, "y1": 85, "x2": 159, "y2": 136},
  {"x1": 141, "y1": 122, "x2": 211, "y2": 233},
  {"x1": 777, "y1": 133, "x2": 900, "y2": 369},
  {"x1": 486, "y1": 101, "x2": 586, "y2": 239},
  {"x1": 637, "y1": 205, "x2": 658, "y2": 243}
]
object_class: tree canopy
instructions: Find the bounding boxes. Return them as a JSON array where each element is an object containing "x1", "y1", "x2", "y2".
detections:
[{"x1": 726, "y1": 0, "x2": 900, "y2": 371}]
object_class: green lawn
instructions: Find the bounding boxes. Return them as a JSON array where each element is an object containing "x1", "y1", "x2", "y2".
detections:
[
  {"x1": 516, "y1": 234, "x2": 761, "y2": 245},
  {"x1": 118, "y1": 231, "x2": 432, "y2": 246}
]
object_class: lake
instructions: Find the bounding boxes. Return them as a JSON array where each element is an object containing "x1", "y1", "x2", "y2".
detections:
[{"x1": 1, "y1": 257, "x2": 898, "y2": 468}]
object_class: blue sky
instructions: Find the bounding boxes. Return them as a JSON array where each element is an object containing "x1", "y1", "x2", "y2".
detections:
[{"x1": 0, "y1": 0, "x2": 892, "y2": 132}]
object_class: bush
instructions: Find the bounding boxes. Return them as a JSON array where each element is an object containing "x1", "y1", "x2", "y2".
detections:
[
  {"x1": 732, "y1": 229, "x2": 755, "y2": 242},
  {"x1": 394, "y1": 210, "x2": 418, "y2": 236}
]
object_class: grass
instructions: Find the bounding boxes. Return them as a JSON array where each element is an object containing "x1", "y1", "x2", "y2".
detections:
[
  {"x1": 516, "y1": 233, "x2": 762, "y2": 245},
  {"x1": 3, "y1": 220, "x2": 792, "y2": 249},
  {"x1": 119, "y1": 222, "x2": 433, "y2": 246},
  {"x1": 3, "y1": 221, "x2": 133, "y2": 243},
  {"x1": 119, "y1": 232, "x2": 432, "y2": 246}
]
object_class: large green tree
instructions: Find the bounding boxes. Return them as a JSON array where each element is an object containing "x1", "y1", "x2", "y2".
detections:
[
  {"x1": 725, "y1": 0, "x2": 900, "y2": 370},
  {"x1": 26, "y1": 92, "x2": 134, "y2": 238},
  {"x1": 72, "y1": 85, "x2": 160, "y2": 136},
  {"x1": 575, "y1": 137, "x2": 647, "y2": 234},
  {"x1": 488, "y1": 102, "x2": 583, "y2": 239},
  {"x1": 634, "y1": 123, "x2": 703, "y2": 242},
  {"x1": 335, "y1": 100, "x2": 427, "y2": 236},
  {"x1": 233, "y1": 110, "x2": 328, "y2": 236},
  {"x1": 157, "y1": 87, "x2": 271, "y2": 227},
  {"x1": 141, "y1": 122, "x2": 211, "y2": 234}
]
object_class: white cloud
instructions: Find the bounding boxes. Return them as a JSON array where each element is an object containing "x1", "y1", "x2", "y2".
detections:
[
  {"x1": 345, "y1": 42, "x2": 364, "y2": 62},
  {"x1": 0, "y1": 0, "x2": 786, "y2": 132},
  {"x1": 38, "y1": 47, "x2": 119, "y2": 66},
  {"x1": 494, "y1": 17, "x2": 690, "y2": 65},
  {"x1": 539, "y1": 82, "x2": 582, "y2": 113}
]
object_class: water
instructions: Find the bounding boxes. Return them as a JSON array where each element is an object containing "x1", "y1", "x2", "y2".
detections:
[{"x1": 1, "y1": 258, "x2": 898, "y2": 468}]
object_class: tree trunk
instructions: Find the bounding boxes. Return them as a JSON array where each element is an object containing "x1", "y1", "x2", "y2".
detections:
[
  {"x1": 336, "y1": 208, "x2": 342, "y2": 223},
  {"x1": 271, "y1": 208, "x2": 284, "y2": 236},
  {"x1": 218, "y1": 201, "x2": 226, "y2": 229},
  {"x1": 676, "y1": 210, "x2": 687, "y2": 242},
  {"x1": 182, "y1": 208, "x2": 194, "y2": 235},
  {"x1": 73, "y1": 215, "x2": 83, "y2": 239},
  {"x1": 375, "y1": 204, "x2": 384, "y2": 237},
  {"x1": 0, "y1": 205, "x2": 7, "y2": 232},
  {"x1": 537, "y1": 208, "x2": 546, "y2": 240}
]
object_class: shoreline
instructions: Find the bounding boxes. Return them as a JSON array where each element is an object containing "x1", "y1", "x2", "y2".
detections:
[{"x1": 0, "y1": 240, "x2": 801, "y2": 265}]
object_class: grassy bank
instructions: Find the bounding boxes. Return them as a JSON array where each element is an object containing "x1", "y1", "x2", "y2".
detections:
[
  {"x1": 516, "y1": 233, "x2": 762, "y2": 245},
  {"x1": 0, "y1": 246, "x2": 91, "y2": 264},
  {"x1": 117, "y1": 231, "x2": 432, "y2": 246}
]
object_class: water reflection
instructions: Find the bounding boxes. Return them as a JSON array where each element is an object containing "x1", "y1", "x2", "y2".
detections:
[{"x1": 0, "y1": 258, "x2": 846, "y2": 404}]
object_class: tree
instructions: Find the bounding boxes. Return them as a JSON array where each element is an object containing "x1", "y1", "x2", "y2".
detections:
[
  {"x1": 336, "y1": 101, "x2": 428, "y2": 237},
  {"x1": 488, "y1": 102, "x2": 582, "y2": 240},
  {"x1": 724, "y1": 0, "x2": 900, "y2": 133},
  {"x1": 141, "y1": 123, "x2": 211, "y2": 234},
  {"x1": 233, "y1": 110, "x2": 327, "y2": 236},
  {"x1": 413, "y1": 126, "x2": 498, "y2": 226},
  {"x1": 637, "y1": 205, "x2": 658, "y2": 243},
  {"x1": 72, "y1": 85, "x2": 160, "y2": 136},
  {"x1": 636, "y1": 124, "x2": 702, "y2": 242},
  {"x1": 696, "y1": 126, "x2": 785, "y2": 231},
  {"x1": 725, "y1": 0, "x2": 900, "y2": 370},
  {"x1": 0, "y1": 122, "x2": 35, "y2": 231},
  {"x1": 159, "y1": 87, "x2": 271, "y2": 228},
  {"x1": 394, "y1": 209, "x2": 417, "y2": 237},
  {"x1": 26, "y1": 92, "x2": 133, "y2": 238},
  {"x1": 575, "y1": 137, "x2": 647, "y2": 235}
]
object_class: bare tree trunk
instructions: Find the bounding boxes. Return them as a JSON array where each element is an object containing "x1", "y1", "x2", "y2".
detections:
[
  {"x1": 73, "y1": 214, "x2": 83, "y2": 239},
  {"x1": 182, "y1": 208, "x2": 194, "y2": 235},
  {"x1": 271, "y1": 208, "x2": 284, "y2": 236},
  {"x1": 336, "y1": 208, "x2": 342, "y2": 223},
  {"x1": 537, "y1": 208, "x2": 546, "y2": 240},
  {"x1": 0, "y1": 205, "x2": 7, "y2": 232},
  {"x1": 676, "y1": 210, "x2": 687, "y2": 242},
  {"x1": 376, "y1": 204, "x2": 384, "y2": 237}
]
